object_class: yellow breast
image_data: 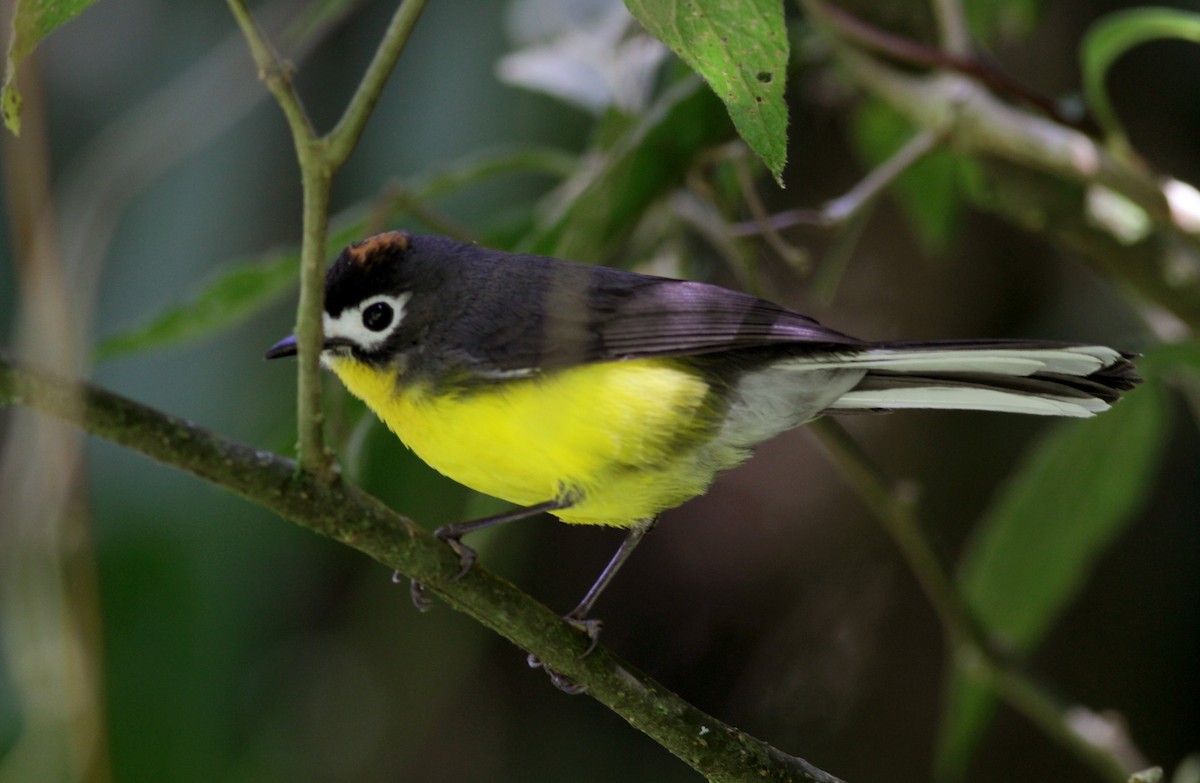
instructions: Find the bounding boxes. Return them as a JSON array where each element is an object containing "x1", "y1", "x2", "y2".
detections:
[{"x1": 326, "y1": 356, "x2": 728, "y2": 526}]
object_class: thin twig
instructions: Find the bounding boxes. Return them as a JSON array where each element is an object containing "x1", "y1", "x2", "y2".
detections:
[
  {"x1": 225, "y1": 1, "x2": 315, "y2": 141},
  {"x1": 226, "y1": 0, "x2": 428, "y2": 478},
  {"x1": 731, "y1": 128, "x2": 940, "y2": 235},
  {"x1": 0, "y1": 354, "x2": 845, "y2": 783},
  {"x1": 807, "y1": 419, "x2": 982, "y2": 645},
  {"x1": 808, "y1": 0, "x2": 1087, "y2": 132},
  {"x1": 327, "y1": 0, "x2": 428, "y2": 164},
  {"x1": 929, "y1": 0, "x2": 970, "y2": 58},
  {"x1": 803, "y1": 0, "x2": 1200, "y2": 333},
  {"x1": 226, "y1": 0, "x2": 328, "y2": 474},
  {"x1": 729, "y1": 147, "x2": 810, "y2": 270}
]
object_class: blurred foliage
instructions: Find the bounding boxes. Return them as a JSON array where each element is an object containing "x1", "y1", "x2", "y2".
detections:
[
  {"x1": 2, "y1": 0, "x2": 1199, "y2": 782},
  {"x1": 938, "y1": 370, "x2": 1169, "y2": 778},
  {"x1": 1080, "y1": 6, "x2": 1200, "y2": 154},
  {"x1": 850, "y1": 97, "x2": 973, "y2": 255},
  {"x1": 963, "y1": 0, "x2": 1042, "y2": 44},
  {"x1": 2, "y1": 0, "x2": 97, "y2": 133}
]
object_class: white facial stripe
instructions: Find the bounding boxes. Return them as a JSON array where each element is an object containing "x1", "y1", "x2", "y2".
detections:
[{"x1": 323, "y1": 292, "x2": 411, "y2": 354}]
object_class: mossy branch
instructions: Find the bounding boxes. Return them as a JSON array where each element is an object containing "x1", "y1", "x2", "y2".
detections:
[{"x1": 0, "y1": 352, "x2": 843, "y2": 783}]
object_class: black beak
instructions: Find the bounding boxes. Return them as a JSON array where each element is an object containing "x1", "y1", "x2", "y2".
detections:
[{"x1": 265, "y1": 334, "x2": 298, "y2": 359}]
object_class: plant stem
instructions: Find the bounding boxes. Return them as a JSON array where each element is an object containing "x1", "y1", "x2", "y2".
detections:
[
  {"x1": 929, "y1": 0, "x2": 970, "y2": 57},
  {"x1": 807, "y1": 419, "x2": 981, "y2": 647},
  {"x1": 225, "y1": 0, "x2": 428, "y2": 477},
  {"x1": 225, "y1": 1, "x2": 315, "y2": 141},
  {"x1": 327, "y1": 0, "x2": 428, "y2": 163},
  {"x1": 295, "y1": 162, "x2": 332, "y2": 470},
  {"x1": 732, "y1": 128, "x2": 939, "y2": 234}
]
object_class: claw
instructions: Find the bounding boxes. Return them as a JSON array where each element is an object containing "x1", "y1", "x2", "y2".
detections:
[
  {"x1": 565, "y1": 616, "x2": 603, "y2": 658},
  {"x1": 526, "y1": 654, "x2": 587, "y2": 694},
  {"x1": 547, "y1": 669, "x2": 587, "y2": 695},
  {"x1": 522, "y1": 611, "x2": 602, "y2": 693},
  {"x1": 407, "y1": 529, "x2": 476, "y2": 612},
  {"x1": 410, "y1": 579, "x2": 434, "y2": 612},
  {"x1": 435, "y1": 528, "x2": 477, "y2": 580}
]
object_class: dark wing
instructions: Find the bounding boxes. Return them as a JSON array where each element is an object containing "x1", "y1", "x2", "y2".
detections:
[
  {"x1": 581, "y1": 267, "x2": 864, "y2": 360},
  {"x1": 426, "y1": 248, "x2": 864, "y2": 378}
]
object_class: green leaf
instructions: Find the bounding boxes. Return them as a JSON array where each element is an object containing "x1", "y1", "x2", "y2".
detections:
[
  {"x1": 95, "y1": 217, "x2": 396, "y2": 360},
  {"x1": 3, "y1": 0, "x2": 98, "y2": 135},
  {"x1": 523, "y1": 76, "x2": 734, "y2": 263},
  {"x1": 851, "y1": 98, "x2": 966, "y2": 255},
  {"x1": 934, "y1": 378, "x2": 1168, "y2": 780},
  {"x1": 963, "y1": 0, "x2": 1042, "y2": 45},
  {"x1": 624, "y1": 0, "x2": 788, "y2": 185},
  {"x1": 1081, "y1": 7, "x2": 1200, "y2": 152},
  {"x1": 95, "y1": 249, "x2": 301, "y2": 361}
]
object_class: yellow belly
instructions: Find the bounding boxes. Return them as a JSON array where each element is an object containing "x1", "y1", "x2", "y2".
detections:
[{"x1": 326, "y1": 356, "x2": 729, "y2": 525}]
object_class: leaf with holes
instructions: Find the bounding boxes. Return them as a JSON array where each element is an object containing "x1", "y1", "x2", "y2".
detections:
[{"x1": 624, "y1": 0, "x2": 789, "y2": 185}]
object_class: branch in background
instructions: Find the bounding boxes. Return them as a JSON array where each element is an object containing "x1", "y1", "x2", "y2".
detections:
[
  {"x1": 325, "y1": 0, "x2": 427, "y2": 163},
  {"x1": 973, "y1": 160, "x2": 1200, "y2": 335},
  {"x1": 0, "y1": 354, "x2": 844, "y2": 783},
  {"x1": 810, "y1": 1, "x2": 1087, "y2": 131},
  {"x1": 0, "y1": 60, "x2": 110, "y2": 783},
  {"x1": 928, "y1": 0, "x2": 970, "y2": 58},
  {"x1": 807, "y1": 417, "x2": 1140, "y2": 783},
  {"x1": 801, "y1": 0, "x2": 1200, "y2": 335},
  {"x1": 731, "y1": 128, "x2": 939, "y2": 234}
]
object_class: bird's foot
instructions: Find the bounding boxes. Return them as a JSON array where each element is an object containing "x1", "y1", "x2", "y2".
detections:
[
  {"x1": 525, "y1": 612, "x2": 603, "y2": 694},
  {"x1": 408, "y1": 528, "x2": 478, "y2": 611}
]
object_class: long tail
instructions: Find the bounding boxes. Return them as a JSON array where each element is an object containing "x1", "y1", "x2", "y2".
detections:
[{"x1": 816, "y1": 341, "x2": 1141, "y2": 418}]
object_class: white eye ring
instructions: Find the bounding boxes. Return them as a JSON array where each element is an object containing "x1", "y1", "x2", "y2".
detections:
[{"x1": 324, "y1": 292, "x2": 411, "y2": 354}]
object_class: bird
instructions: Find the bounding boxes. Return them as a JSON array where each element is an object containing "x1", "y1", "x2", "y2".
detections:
[{"x1": 266, "y1": 230, "x2": 1140, "y2": 651}]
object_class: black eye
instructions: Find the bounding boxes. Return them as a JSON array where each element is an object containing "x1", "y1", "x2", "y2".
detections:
[{"x1": 362, "y1": 302, "x2": 394, "y2": 332}]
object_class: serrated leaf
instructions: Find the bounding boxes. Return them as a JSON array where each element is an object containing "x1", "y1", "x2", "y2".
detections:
[
  {"x1": 523, "y1": 76, "x2": 734, "y2": 263},
  {"x1": 934, "y1": 379, "x2": 1167, "y2": 780},
  {"x1": 852, "y1": 98, "x2": 965, "y2": 255},
  {"x1": 625, "y1": 0, "x2": 788, "y2": 185},
  {"x1": 1081, "y1": 7, "x2": 1200, "y2": 152},
  {"x1": 4, "y1": 0, "x2": 98, "y2": 134}
]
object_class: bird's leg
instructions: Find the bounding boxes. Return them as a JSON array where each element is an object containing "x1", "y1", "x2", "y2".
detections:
[
  {"x1": 410, "y1": 495, "x2": 574, "y2": 611},
  {"x1": 565, "y1": 516, "x2": 658, "y2": 652},
  {"x1": 528, "y1": 517, "x2": 659, "y2": 692}
]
